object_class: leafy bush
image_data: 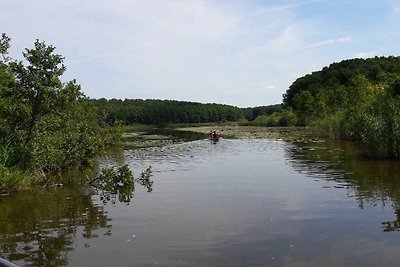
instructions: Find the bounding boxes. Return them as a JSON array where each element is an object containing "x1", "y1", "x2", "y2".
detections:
[
  {"x1": 314, "y1": 111, "x2": 350, "y2": 139},
  {"x1": 240, "y1": 109, "x2": 297, "y2": 127},
  {"x1": 137, "y1": 166, "x2": 153, "y2": 192},
  {"x1": 354, "y1": 98, "x2": 400, "y2": 158},
  {"x1": 97, "y1": 164, "x2": 135, "y2": 188},
  {"x1": 0, "y1": 33, "x2": 120, "y2": 190},
  {"x1": 314, "y1": 83, "x2": 400, "y2": 158},
  {"x1": 278, "y1": 109, "x2": 297, "y2": 126},
  {"x1": 29, "y1": 108, "x2": 107, "y2": 173}
]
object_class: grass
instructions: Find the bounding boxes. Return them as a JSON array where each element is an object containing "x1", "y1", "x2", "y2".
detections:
[{"x1": 0, "y1": 164, "x2": 27, "y2": 194}]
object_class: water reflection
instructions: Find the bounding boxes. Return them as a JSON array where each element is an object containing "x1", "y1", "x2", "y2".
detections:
[
  {"x1": 0, "y1": 162, "x2": 154, "y2": 266},
  {"x1": 147, "y1": 128, "x2": 206, "y2": 142},
  {"x1": 122, "y1": 128, "x2": 206, "y2": 149},
  {"x1": 0, "y1": 187, "x2": 109, "y2": 266},
  {"x1": 286, "y1": 140, "x2": 400, "y2": 232},
  {"x1": 91, "y1": 166, "x2": 153, "y2": 205}
]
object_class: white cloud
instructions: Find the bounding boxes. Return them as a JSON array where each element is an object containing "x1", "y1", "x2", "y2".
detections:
[
  {"x1": 302, "y1": 37, "x2": 352, "y2": 50},
  {"x1": 238, "y1": 0, "x2": 323, "y2": 20}
]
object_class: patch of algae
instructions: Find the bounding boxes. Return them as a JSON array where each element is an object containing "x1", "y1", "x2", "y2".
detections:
[{"x1": 177, "y1": 125, "x2": 318, "y2": 142}]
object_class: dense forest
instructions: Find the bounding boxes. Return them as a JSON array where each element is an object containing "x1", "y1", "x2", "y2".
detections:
[
  {"x1": 283, "y1": 56, "x2": 400, "y2": 116},
  {"x1": 90, "y1": 99, "x2": 283, "y2": 125},
  {"x1": 91, "y1": 98, "x2": 244, "y2": 125},
  {"x1": 281, "y1": 56, "x2": 400, "y2": 158}
]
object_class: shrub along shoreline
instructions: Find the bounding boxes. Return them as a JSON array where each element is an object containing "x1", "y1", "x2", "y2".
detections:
[
  {"x1": 0, "y1": 34, "x2": 120, "y2": 194},
  {"x1": 242, "y1": 57, "x2": 400, "y2": 159}
]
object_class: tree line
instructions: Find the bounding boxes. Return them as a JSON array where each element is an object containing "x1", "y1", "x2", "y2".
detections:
[
  {"x1": 91, "y1": 98, "x2": 245, "y2": 125},
  {"x1": 90, "y1": 99, "x2": 284, "y2": 126}
]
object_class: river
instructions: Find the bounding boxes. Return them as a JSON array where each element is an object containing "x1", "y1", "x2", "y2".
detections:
[{"x1": 1, "y1": 131, "x2": 400, "y2": 266}]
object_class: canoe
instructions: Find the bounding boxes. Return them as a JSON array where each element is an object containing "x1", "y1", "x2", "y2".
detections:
[{"x1": 0, "y1": 258, "x2": 19, "y2": 267}]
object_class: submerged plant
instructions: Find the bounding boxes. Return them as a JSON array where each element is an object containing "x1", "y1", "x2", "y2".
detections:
[
  {"x1": 91, "y1": 164, "x2": 153, "y2": 204},
  {"x1": 137, "y1": 166, "x2": 153, "y2": 192}
]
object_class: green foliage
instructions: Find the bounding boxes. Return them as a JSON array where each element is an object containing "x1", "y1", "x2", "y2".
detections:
[
  {"x1": 116, "y1": 164, "x2": 135, "y2": 187},
  {"x1": 0, "y1": 33, "x2": 118, "y2": 189},
  {"x1": 8, "y1": 39, "x2": 66, "y2": 145},
  {"x1": 0, "y1": 139, "x2": 31, "y2": 171},
  {"x1": 278, "y1": 109, "x2": 298, "y2": 126},
  {"x1": 242, "y1": 104, "x2": 283, "y2": 121},
  {"x1": 390, "y1": 79, "x2": 400, "y2": 97},
  {"x1": 137, "y1": 166, "x2": 153, "y2": 192},
  {"x1": 97, "y1": 164, "x2": 135, "y2": 188},
  {"x1": 354, "y1": 97, "x2": 400, "y2": 158},
  {"x1": 311, "y1": 78, "x2": 400, "y2": 158},
  {"x1": 240, "y1": 108, "x2": 297, "y2": 127},
  {"x1": 293, "y1": 90, "x2": 314, "y2": 114},
  {"x1": 91, "y1": 98, "x2": 245, "y2": 126},
  {"x1": 0, "y1": 138, "x2": 13, "y2": 166},
  {"x1": 283, "y1": 56, "x2": 400, "y2": 158},
  {"x1": 314, "y1": 111, "x2": 351, "y2": 139},
  {"x1": 283, "y1": 56, "x2": 400, "y2": 108},
  {"x1": 0, "y1": 33, "x2": 11, "y2": 62},
  {"x1": 96, "y1": 164, "x2": 153, "y2": 189},
  {"x1": 0, "y1": 164, "x2": 26, "y2": 194}
]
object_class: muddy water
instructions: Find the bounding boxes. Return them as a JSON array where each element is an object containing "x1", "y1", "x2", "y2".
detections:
[{"x1": 2, "y1": 136, "x2": 400, "y2": 266}]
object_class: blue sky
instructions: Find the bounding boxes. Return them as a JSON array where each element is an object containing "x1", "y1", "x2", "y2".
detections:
[{"x1": 1, "y1": 0, "x2": 400, "y2": 107}]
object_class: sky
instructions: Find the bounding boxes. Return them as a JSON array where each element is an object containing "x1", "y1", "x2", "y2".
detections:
[{"x1": 1, "y1": 0, "x2": 400, "y2": 107}]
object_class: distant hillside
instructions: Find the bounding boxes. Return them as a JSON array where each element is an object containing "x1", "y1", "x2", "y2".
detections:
[
  {"x1": 278, "y1": 56, "x2": 400, "y2": 158},
  {"x1": 283, "y1": 56, "x2": 400, "y2": 110},
  {"x1": 91, "y1": 98, "x2": 244, "y2": 125}
]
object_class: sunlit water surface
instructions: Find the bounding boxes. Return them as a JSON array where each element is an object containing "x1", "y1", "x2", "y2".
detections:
[{"x1": 2, "y1": 138, "x2": 400, "y2": 266}]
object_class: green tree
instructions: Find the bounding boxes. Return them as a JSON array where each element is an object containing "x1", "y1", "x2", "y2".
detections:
[
  {"x1": 293, "y1": 90, "x2": 314, "y2": 114},
  {"x1": 0, "y1": 33, "x2": 11, "y2": 62},
  {"x1": 0, "y1": 34, "x2": 118, "y2": 186},
  {"x1": 9, "y1": 40, "x2": 66, "y2": 145}
]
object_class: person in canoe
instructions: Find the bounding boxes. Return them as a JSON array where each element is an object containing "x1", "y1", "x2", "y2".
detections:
[{"x1": 208, "y1": 130, "x2": 222, "y2": 141}]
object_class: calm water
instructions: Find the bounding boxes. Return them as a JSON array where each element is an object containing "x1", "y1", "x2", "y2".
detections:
[{"x1": 2, "y1": 136, "x2": 400, "y2": 266}]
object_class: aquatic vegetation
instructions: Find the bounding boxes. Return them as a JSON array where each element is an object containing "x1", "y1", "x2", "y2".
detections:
[
  {"x1": 178, "y1": 125, "x2": 311, "y2": 142},
  {"x1": 354, "y1": 97, "x2": 400, "y2": 158},
  {"x1": 91, "y1": 164, "x2": 153, "y2": 204},
  {"x1": 137, "y1": 166, "x2": 153, "y2": 192},
  {"x1": 0, "y1": 164, "x2": 26, "y2": 194}
]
